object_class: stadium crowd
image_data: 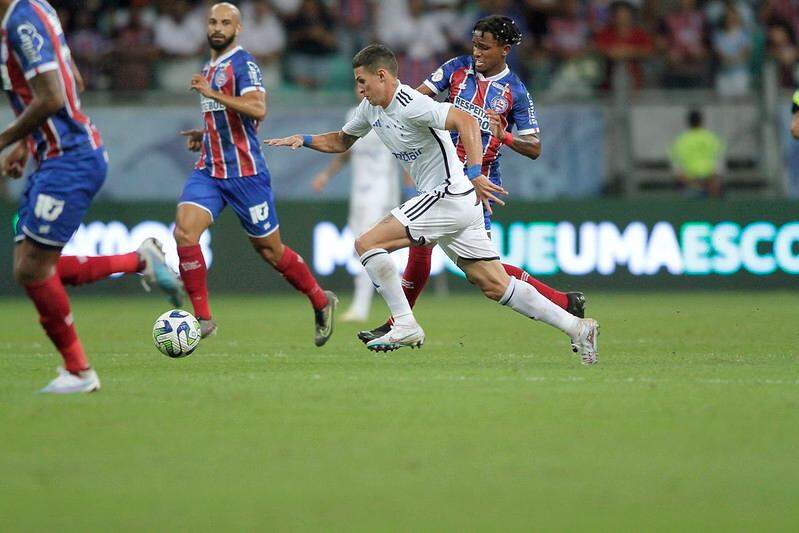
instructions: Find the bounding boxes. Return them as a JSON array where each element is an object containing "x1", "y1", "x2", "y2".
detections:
[{"x1": 39, "y1": 0, "x2": 799, "y2": 94}]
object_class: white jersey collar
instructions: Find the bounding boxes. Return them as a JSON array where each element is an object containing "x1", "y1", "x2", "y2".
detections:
[
  {"x1": 475, "y1": 65, "x2": 510, "y2": 82},
  {"x1": 1, "y1": 0, "x2": 22, "y2": 31},
  {"x1": 386, "y1": 80, "x2": 405, "y2": 109},
  {"x1": 210, "y1": 45, "x2": 242, "y2": 66}
]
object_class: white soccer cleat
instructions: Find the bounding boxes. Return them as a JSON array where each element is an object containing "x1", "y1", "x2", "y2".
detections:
[
  {"x1": 40, "y1": 367, "x2": 101, "y2": 394},
  {"x1": 571, "y1": 318, "x2": 599, "y2": 365},
  {"x1": 366, "y1": 323, "x2": 425, "y2": 352},
  {"x1": 137, "y1": 238, "x2": 185, "y2": 307}
]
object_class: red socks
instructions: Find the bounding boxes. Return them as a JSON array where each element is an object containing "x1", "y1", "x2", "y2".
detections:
[
  {"x1": 275, "y1": 246, "x2": 328, "y2": 311},
  {"x1": 178, "y1": 244, "x2": 212, "y2": 320},
  {"x1": 57, "y1": 253, "x2": 142, "y2": 286},
  {"x1": 24, "y1": 274, "x2": 89, "y2": 373},
  {"x1": 502, "y1": 263, "x2": 568, "y2": 310},
  {"x1": 402, "y1": 246, "x2": 433, "y2": 308}
]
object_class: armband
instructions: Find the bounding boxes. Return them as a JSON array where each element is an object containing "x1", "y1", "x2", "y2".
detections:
[
  {"x1": 502, "y1": 131, "x2": 514, "y2": 146},
  {"x1": 302, "y1": 135, "x2": 313, "y2": 147}
]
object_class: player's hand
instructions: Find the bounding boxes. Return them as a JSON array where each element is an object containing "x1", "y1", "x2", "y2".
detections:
[
  {"x1": 312, "y1": 172, "x2": 329, "y2": 192},
  {"x1": 486, "y1": 109, "x2": 504, "y2": 139},
  {"x1": 1, "y1": 141, "x2": 28, "y2": 179},
  {"x1": 471, "y1": 174, "x2": 507, "y2": 215},
  {"x1": 264, "y1": 135, "x2": 304, "y2": 150},
  {"x1": 190, "y1": 74, "x2": 214, "y2": 98},
  {"x1": 179, "y1": 129, "x2": 204, "y2": 152}
]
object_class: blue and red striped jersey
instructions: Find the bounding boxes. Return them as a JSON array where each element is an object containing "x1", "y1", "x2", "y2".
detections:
[
  {"x1": 1, "y1": 0, "x2": 102, "y2": 162},
  {"x1": 195, "y1": 46, "x2": 268, "y2": 179},
  {"x1": 423, "y1": 55, "x2": 538, "y2": 177}
]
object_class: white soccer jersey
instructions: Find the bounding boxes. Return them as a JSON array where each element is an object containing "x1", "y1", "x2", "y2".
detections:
[
  {"x1": 342, "y1": 83, "x2": 472, "y2": 195},
  {"x1": 347, "y1": 107, "x2": 399, "y2": 202}
]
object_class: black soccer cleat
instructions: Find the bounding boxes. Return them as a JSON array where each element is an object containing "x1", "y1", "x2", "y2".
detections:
[
  {"x1": 566, "y1": 292, "x2": 586, "y2": 318},
  {"x1": 357, "y1": 321, "x2": 391, "y2": 344}
]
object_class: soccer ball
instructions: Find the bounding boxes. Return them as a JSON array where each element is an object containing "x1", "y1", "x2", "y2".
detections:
[{"x1": 152, "y1": 309, "x2": 201, "y2": 358}]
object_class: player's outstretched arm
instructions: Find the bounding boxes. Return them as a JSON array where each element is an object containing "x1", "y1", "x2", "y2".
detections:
[
  {"x1": 446, "y1": 107, "x2": 507, "y2": 214},
  {"x1": 264, "y1": 131, "x2": 358, "y2": 154},
  {"x1": 0, "y1": 71, "x2": 64, "y2": 151}
]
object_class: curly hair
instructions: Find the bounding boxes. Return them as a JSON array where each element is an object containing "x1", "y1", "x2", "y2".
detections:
[{"x1": 473, "y1": 15, "x2": 523, "y2": 46}]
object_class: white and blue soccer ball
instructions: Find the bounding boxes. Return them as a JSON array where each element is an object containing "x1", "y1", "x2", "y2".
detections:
[{"x1": 152, "y1": 309, "x2": 201, "y2": 358}]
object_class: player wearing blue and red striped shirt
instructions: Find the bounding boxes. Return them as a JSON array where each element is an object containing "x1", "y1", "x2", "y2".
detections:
[
  {"x1": 1, "y1": 0, "x2": 182, "y2": 393},
  {"x1": 359, "y1": 15, "x2": 586, "y2": 344},
  {"x1": 173, "y1": 3, "x2": 337, "y2": 346}
]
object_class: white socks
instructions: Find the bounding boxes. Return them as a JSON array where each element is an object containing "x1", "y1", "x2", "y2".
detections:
[
  {"x1": 351, "y1": 269, "x2": 374, "y2": 316},
  {"x1": 499, "y1": 277, "x2": 581, "y2": 338},
  {"x1": 359, "y1": 249, "x2": 415, "y2": 326}
]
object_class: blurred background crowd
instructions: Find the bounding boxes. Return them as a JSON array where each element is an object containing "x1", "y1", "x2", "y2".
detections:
[{"x1": 50, "y1": 0, "x2": 799, "y2": 95}]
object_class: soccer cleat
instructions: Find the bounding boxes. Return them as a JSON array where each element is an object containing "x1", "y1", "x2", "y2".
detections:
[
  {"x1": 199, "y1": 318, "x2": 218, "y2": 339},
  {"x1": 570, "y1": 318, "x2": 599, "y2": 365},
  {"x1": 357, "y1": 321, "x2": 391, "y2": 344},
  {"x1": 137, "y1": 238, "x2": 185, "y2": 307},
  {"x1": 366, "y1": 323, "x2": 425, "y2": 352},
  {"x1": 314, "y1": 290, "x2": 338, "y2": 347},
  {"x1": 40, "y1": 367, "x2": 100, "y2": 394},
  {"x1": 566, "y1": 292, "x2": 586, "y2": 318}
]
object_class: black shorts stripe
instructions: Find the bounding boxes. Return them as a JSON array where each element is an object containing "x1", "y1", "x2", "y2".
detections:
[
  {"x1": 403, "y1": 194, "x2": 436, "y2": 218},
  {"x1": 428, "y1": 127, "x2": 453, "y2": 192},
  {"x1": 408, "y1": 197, "x2": 440, "y2": 221}
]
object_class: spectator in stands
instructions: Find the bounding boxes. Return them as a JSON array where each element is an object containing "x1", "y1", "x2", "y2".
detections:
[
  {"x1": 712, "y1": 3, "x2": 752, "y2": 96},
  {"x1": 545, "y1": 0, "x2": 598, "y2": 96},
  {"x1": 657, "y1": 0, "x2": 709, "y2": 89},
  {"x1": 595, "y1": 1, "x2": 654, "y2": 90},
  {"x1": 669, "y1": 110, "x2": 724, "y2": 198},
  {"x1": 398, "y1": 0, "x2": 449, "y2": 87},
  {"x1": 68, "y1": 10, "x2": 110, "y2": 90},
  {"x1": 285, "y1": 0, "x2": 337, "y2": 89},
  {"x1": 154, "y1": 0, "x2": 205, "y2": 91},
  {"x1": 337, "y1": 0, "x2": 375, "y2": 56},
  {"x1": 109, "y1": 3, "x2": 159, "y2": 91},
  {"x1": 239, "y1": 1, "x2": 286, "y2": 89},
  {"x1": 766, "y1": 21, "x2": 798, "y2": 87}
]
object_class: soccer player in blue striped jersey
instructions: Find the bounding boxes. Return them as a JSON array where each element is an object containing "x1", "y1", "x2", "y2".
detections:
[
  {"x1": 173, "y1": 2, "x2": 337, "y2": 346},
  {"x1": 359, "y1": 15, "x2": 586, "y2": 345}
]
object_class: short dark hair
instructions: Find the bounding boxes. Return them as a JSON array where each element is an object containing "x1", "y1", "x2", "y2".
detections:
[
  {"x1": 352, "y1": 44, "x2": 398, "y2": 76},
  {"x1": 473, "y1": 15, "x2": 523, "y2": 46},
  {"x1": 688, "y1": 109, "x2": 703, "y2": 128}
]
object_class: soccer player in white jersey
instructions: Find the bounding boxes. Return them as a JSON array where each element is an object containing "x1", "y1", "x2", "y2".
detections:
[
  {"x1": 312, "y1": 87, "x2": 401, "y2": 322},
  {"x1": 267, "y1": 44, "x2": 599, "y2": 364}
]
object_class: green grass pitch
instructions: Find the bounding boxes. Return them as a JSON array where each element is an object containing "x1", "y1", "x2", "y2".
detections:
[{"x1": 1, "y1": 291, "x2": 797, "y2": 531}]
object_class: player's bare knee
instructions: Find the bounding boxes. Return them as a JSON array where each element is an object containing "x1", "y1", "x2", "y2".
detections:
[
  {"x1": 173, "y1": 225, "x2": 198, "y2": 247},
  {"x1": 354, "y1": 235, "x2": 372, "y2": 256},
  {"x1": 13, "y1": 257, "x2": 45, "y2": 286},
  {"x1": 255, "y1": 241, "x2": 282, "y2": 266}
]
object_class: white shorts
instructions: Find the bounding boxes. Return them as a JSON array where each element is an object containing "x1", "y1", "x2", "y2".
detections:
[{"x1": 391, "y1": 190, "x2": 499, "y2": 262}]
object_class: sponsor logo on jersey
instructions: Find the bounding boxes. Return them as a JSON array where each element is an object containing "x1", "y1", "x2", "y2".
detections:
[
  {"x1": 201, "y1": 95, "x2": 226, "y2": 112},
  {"x1": 391, "y1": 148, "x2": 423, "y2": 162},
  {"x1": 431, "y1": 68, "x2": 444, "y2": 82},
  {"x1": 453, "y1": 96, "x2": 490, "y2": 133},
  {"x1": 17, "y1": 23, "x2": 44, "y2": 63},
  {"x1": 247, "y1": 61, "x2": 262, "y2": 87}
]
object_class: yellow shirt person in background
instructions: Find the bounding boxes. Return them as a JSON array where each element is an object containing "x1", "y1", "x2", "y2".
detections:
[
  {"x1": 669, "y1": 109, "x2": 724, "y2": 198},
  {"x1": 791, "y1": 90, "x2": 799, "y2": 139}
]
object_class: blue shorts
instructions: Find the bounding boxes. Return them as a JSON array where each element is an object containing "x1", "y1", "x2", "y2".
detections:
[
  {"x1": 14, "y1": 148, "x2": 108, "y2": 247},
  {"x1": 179, "y1": 169, "x2": 279, "y2": 238}
]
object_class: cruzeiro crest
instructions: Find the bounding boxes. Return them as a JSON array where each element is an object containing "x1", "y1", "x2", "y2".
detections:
[{"x1": 490, "y1": 95, "x2": 509, "y2": 114}]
